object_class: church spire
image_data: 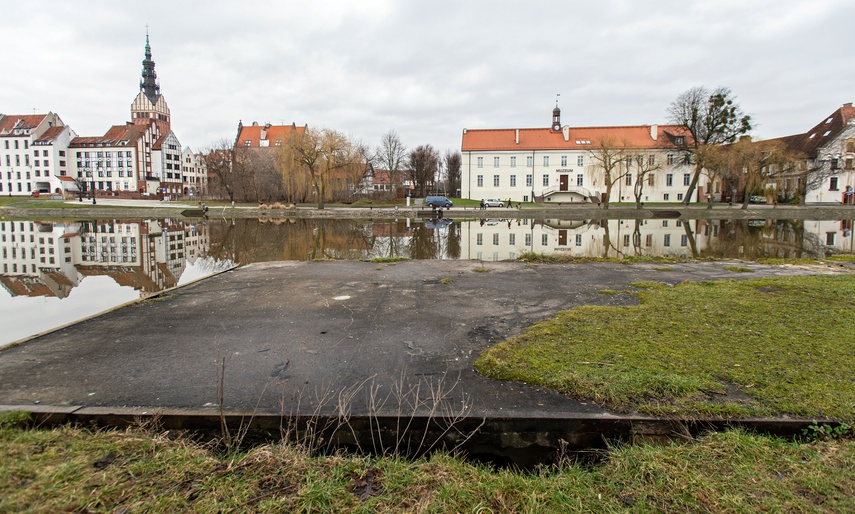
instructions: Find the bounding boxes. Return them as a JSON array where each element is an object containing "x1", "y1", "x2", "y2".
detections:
[{"x1": 140, "y1": 29, "x2": 160, "y2": 104}]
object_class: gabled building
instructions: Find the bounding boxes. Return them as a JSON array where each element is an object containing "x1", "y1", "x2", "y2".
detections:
[
  {"x1": 0, "y1": 112, "x2": 69, "y2": 195},
  {"x1": 461, "y1": 105, "x2": 697, "y2": 204},
  {"x1": 771, "y1": 103, "x2": 855, "y2": 204},
  {"x1": 235, "y1": 121, "x2": 307, "y2": 148}
]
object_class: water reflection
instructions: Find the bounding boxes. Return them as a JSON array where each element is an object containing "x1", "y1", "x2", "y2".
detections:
[{"x1": 1, "y1": 216, "x2": 852, "y2": 344}]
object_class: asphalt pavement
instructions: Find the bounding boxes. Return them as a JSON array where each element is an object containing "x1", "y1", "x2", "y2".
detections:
[{"x1": 1, "y1": 259, "x2": 848, "y2": 420}]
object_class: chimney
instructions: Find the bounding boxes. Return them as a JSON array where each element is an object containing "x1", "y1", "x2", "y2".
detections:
[
  {"x1": 562, "y1": 126, "x2": 570, "y2": 142},
  {"x1": 515, "y1": 129, "x2": 519, "y2": 144},
  {"x1": 650, "y1": 124, "x2": 658, "y2": 141}
]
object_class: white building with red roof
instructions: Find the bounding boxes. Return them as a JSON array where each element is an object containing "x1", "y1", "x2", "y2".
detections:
[
  {"x1": 461, "y1": 105, "x2": 699, "y2": 204},
  {"x1": 0, "y1": 112, "x2": 73, "y2": 196},
  {"x1": 234, "y1": 121, "x2": 307, "y2": 148},
  {"x1": 770, "y1": 103, "x2": 855, "y2": 204}
]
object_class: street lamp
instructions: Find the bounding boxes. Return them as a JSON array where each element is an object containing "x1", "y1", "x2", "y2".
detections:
[{"x1": 86, "y1": 169, "x2": 96, "y2": 205}]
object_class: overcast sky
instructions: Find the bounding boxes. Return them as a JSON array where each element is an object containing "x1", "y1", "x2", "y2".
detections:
[{"x1": 2, "y1": 1, "x2": 853, "y2": 156}]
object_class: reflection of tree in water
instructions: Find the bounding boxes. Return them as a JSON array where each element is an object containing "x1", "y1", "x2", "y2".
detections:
[
  {"x1": 408, "y1": 223, "x2": 439, "y2": 260},
  {"x1": 697, "y1": 219, "x2": 825, "y2": 259},
  {"x1": 206, "y1": 219, "x2": 373, "y2": 264},
  {"x1": 446, "y1": 222, "x2": 461, "y2": 259}
]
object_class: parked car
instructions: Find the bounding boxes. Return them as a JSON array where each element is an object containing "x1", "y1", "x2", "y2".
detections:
[
  {"x1": 749, "y1": 195, "x2": 767, "y2": 204},
  {"x1": 482, "y1": 198, "x2": 505, "y2": 207},
  {"x1": 425, "y1": 195, "x2": 453, "y2": 208}
]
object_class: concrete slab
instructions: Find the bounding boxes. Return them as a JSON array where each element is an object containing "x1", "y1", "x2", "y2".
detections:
[{"x1": 0, "y1": 260, "x2": 847, "y2": 420}]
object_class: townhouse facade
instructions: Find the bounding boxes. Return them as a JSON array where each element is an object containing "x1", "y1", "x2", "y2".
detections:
[
  {"x1": 0, "y1": 112, "x2": 75, "y2": 196},
  {"x1": 771, "y1": 103, "x2": 855, "y2": 204},
  {"x1": 461, "y1": 106, "x2": 702, "y2": 204}
]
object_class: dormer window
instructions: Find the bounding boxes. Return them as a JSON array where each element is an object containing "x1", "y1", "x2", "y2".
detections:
[
  {"x1": 244, "y1": 140, "x2": 251, "y2": 147},
  {"x1": 675, "y1": 136, "x2": 684, "y2": 145}
]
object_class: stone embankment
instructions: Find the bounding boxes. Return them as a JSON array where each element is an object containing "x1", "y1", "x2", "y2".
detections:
[{"x1": 4, "y1": 200, "x2": 854, "y2": 220}]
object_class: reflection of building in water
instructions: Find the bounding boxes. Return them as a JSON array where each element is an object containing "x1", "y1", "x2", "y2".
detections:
[
  {"x1": 0, "y1": 220, "x2": 82, "y2": 298},
  {"x1": 804, "y1": 220, "x2": 855, "y2": 255},
  {"x1": 460, "y1": 218, "x2": 716, "y2": 261},
  {"x1": 0, "y1": 219, "x2": 214, "y2": 299}
]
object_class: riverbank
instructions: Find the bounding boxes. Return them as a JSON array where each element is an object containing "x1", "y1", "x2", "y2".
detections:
[{"x1": 2, "y1": 197, "x2": 854, "y2": 220}]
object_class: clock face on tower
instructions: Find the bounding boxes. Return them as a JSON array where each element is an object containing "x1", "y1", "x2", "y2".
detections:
[{"x1": 553, "y1": 124, "x2": 561, "y2": 131}]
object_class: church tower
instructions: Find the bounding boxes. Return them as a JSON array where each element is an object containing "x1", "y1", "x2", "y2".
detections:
[
  {"x1": 551, "y1": 100, "x2": 561, "y2": 132},
  {"x1": 131, "y1": 30, "x2": 171, "y2": 134}
]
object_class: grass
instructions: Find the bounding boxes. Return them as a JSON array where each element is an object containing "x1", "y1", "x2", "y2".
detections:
[
  {"x1": 517, "y1": 251, "x2": 699, "y2": 265},
  {"x1": 473, "y1": 267, "x2": 490, "y2": 273},
  {"x1": 476, "y1": 274, "x2": 855, "y2": 419},
  {"x1": 1, "y1": 413, "x2": 853, "y2": 512},
  {"x1": 370, "y1": 257, "x2": 409, "y2": 263},
  {"x1": 723, "y1": 265, "x2": 753, "y2": 273}
]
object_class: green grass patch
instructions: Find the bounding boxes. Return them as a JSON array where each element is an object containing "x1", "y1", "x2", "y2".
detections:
[
  {"x1": 439, "y1": 277, "x2": 453, "y2": 285},
  {"x1": 473, "y1": 267, "x2": 490, "y2": 273},
  {"x1": 654, "y1": 266, "x2": 674, "y2": 272},
  {"x1": 370, "y1": 257, "x2": 408, "y2": 263},
  {"x1": 1, "y1": 417, "x2": 853, "y2": 512},
  {"x1": 476, "y1": 274, "x2": 855, "y2": 419},
  {"x1": 517, "y1": 251, "x2": 693, "y2": 265},
  {"x1": 723, "y1": 265, "x2": 753, "y2": 273}
]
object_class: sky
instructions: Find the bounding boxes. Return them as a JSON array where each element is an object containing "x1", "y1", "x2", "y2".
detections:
[{"x1": 2, "y1": 1, "x2": 853, "y2": 157}]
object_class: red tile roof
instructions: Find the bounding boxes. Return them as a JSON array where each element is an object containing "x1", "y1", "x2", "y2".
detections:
[
  {"x1": 70, "y1": 123, "x2": 150, "y2": 148},
  {"x1": 771, "y1": 103, "x2": 855, "y2": 159},
  {"x1": 461, "y1": 124, "x2": 691, "y2": 152},
  {"x1": 0, "y1": 114, "x2": 49, "y2": 136},
  {"x1": 236, "y1": 123, "x2": 307, "y2": 147},
  {"x1": 34, "y1": 125, "x2": 66, "y2": 143}
]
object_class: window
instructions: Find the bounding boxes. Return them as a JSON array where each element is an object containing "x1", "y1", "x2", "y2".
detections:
[
  {"x1": 510, "y1": 175, "x2": 517, "y2": 187},
  {"x1": 677, "y1": 193, "x2": 684, "y2": 201},
  {"x1": 645, "y1": 234, "x2": 653, "y2": 247},
  {"x1": 59, "y1": 150, "x2": 65, "y2": 157},
  {"x1": 666, "y1": 174, "x2": 673, "y2": 186},
  {"x1": 477, "y1": 157, "x2": 483, "y2": 168},
  {"x1": 493, "y1": 157, "x2": 500, "y2": 168},
  {"x1": 647, "y1": 155, "x2": 655, "y2": 166},
  {"x1": 476, "y1": 233, "x2": 483, "y2": 245},
  {"x1": 648, "y1": 174, "x2": 654, "y2": 186},
  {"x1": 561, "y1": 155, "x2": 568, "y2": 167},
  {"x1": 664, "y1": 234, "x2": 671, "y2": 247},
  {"x1": 477, "y1": 175, "x2": 483, "y2": 187},
  {"x1": 525, "y1": 233, "x2": 532, "y2": 246},
  {"x1": 542, "y1": 234, "x2": 549, "y2": 246},
  {"x1": 623, "y1": 234, "x2": 630, "y2": 247},
  {"x1": 663, "y1": 193, "x2": 670, "y2": 200},
  {"x1": 526, "y1": 155, "x2": 533, "y2": 167},
  {"x1": 626, "y1": 156, "x2": 633, "y2": 168},
  {"x1": 526, "y1": 174, "x2": 532, "y2": 187},
  {"x1": 625, "y1": 174, "x2": 632, "y2": 186},
  {"x1": 577, "y1": 174, "x2": 583, "y2": 186},
  {"x1": 543, "y1": 156, "x2": 549, "y2": 167},
  {"x1": 493, "y1": 175, "x2": 500, "y2": 187},
  {"x1": 662, "y1": 220, "x2": 669, "y2": 227},
  {"x1": 667, "y1": 154, "x2": 674, "y2": 165},
  {"x1": 575, "y1": 234, "x2": 582, "y2": 246},
  {"x1": 577, "y1": 155, "x2": 584, "y2": 167},
  {"x1": 510, "y1": 156, "x2": 516, "y2": 168},
  {"x1": 675, "y1": 136, "x2": 684, "y2": 145},
  {"x1": 493, "y1": 233, "x2": 499, "y2": 245},
  {"x1": 683, "y1": 173, "x2": 691, "y2": 186},
  {"x1": 830, "y1": 177, "x2": 839, "y2": 191},
  {"x1": 681, "y1": 235, "x2": 688, "y2": 247},
  {"x1": 509, "y1": 233, "x2": 515, "y2": 245},
  {"x1": 244, "y1": 140, "x2": 251, "y2": 146},
  {"x1": 543, "y1": 175, "x2": 549, "y2": 187},
  {"x1": 826, "y1": 232, "x2": 835, "y2": 246}
]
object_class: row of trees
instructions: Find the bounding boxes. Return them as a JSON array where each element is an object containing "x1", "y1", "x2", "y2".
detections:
[
  {"x1": 203, "y1": 128, "x2": 462, "y2": 208},
  {"x1": 588, "y1": 86, "x2": 805, "y2": 210}
]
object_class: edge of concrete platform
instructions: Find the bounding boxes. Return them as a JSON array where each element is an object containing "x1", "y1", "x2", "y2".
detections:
[
  {"x1": 1, "y1": 403, "x2": 841, "y2": 466},
  {"x1": 0, "y1": 264, "x2": 240, "y2": 352}
]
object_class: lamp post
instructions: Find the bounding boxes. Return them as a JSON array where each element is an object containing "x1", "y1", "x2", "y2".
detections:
[{"x1": 86, "y1": 169, "x2": 96, "y2": 205}]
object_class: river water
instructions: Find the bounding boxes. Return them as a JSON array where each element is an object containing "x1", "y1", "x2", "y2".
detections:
[{"x1": 1, "y1": 216, "x2": 852, "y2": 345}]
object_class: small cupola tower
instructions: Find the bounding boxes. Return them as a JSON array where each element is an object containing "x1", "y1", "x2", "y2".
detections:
[{"x1": 551, "y1": 99, "x2": 561, "y2": 132}]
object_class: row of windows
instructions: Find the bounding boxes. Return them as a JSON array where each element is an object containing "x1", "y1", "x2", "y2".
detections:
[
  {"x1": 473, "y1": 231, "x2": 692, "y2": 249},
  {"x1": 76, "y1": 151, "x2": 134, "y2": 159},
  {"x1": 2, "y1": 139, "x2": 28, "y2": 150},
  {"x1": 475, "y1": 172, "x2": 695, "y2": 189},
  {"x1": 474, "y1": 154, "x2": 683, "y2": 169}
]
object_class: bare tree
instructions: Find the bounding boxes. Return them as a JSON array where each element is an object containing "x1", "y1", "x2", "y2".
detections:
[
  {"x1": 203, "y1": 138, "x2": 235, "y2": 202},
  {"x1": 407, "y1": 145, "x2": 440, "y2": 197},
  {"x1": 287, "y1": 128, "x2": 362, "y2": 209},
  {"x1": 667, "y1": 86, "x2": 752, "y2": 204},
  {"x1": 587, "y1": 136, "x2": 629, "y2": 209},
  {"x1": 375, "y1": 130, "x2": 407, "y2": 197},
  {"x1": 630, "y1": 153, "x2": 662, "y2": 209},
  {"x1": 445, "y1": 150, "x2": 462, "y2": 197}
]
